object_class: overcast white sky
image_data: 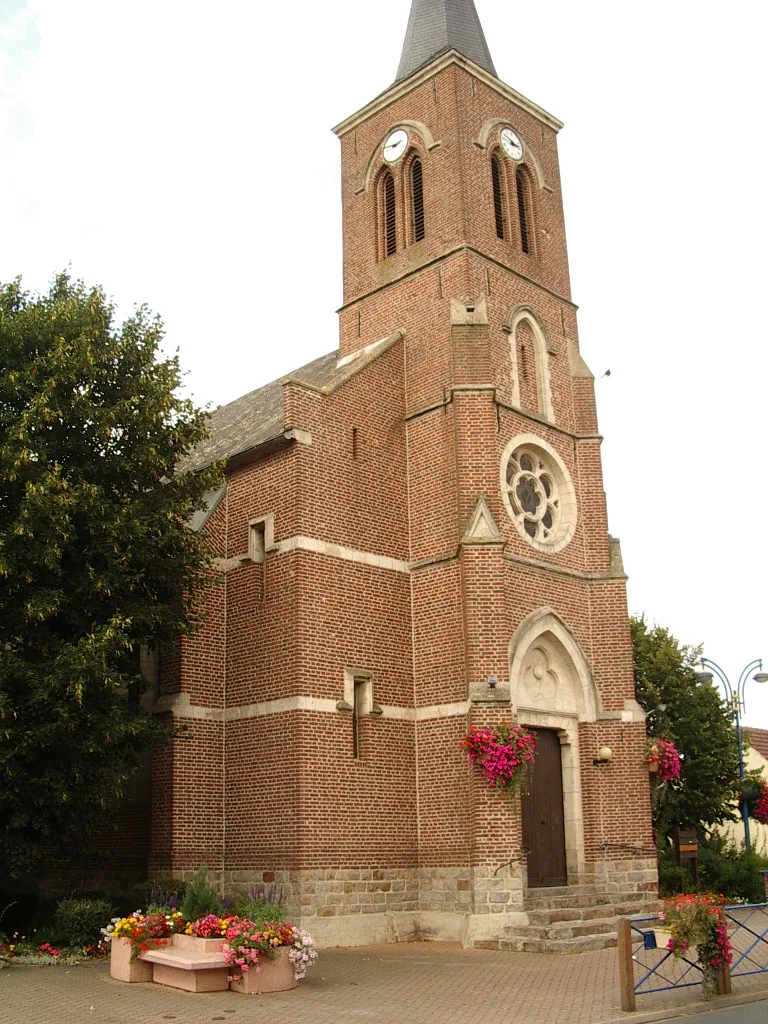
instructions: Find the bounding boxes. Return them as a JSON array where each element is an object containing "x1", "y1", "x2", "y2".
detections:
[{"x1": 2, "y1": 0, "x2": 766, "y2": 724}]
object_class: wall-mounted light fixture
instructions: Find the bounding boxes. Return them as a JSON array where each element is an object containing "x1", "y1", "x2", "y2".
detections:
[
  {"x1": 487, "y1": 675, "x2": 498, "y2": 690},
  {"x1": 593, "y1": 745, "x2": 613, "y2": 765}
]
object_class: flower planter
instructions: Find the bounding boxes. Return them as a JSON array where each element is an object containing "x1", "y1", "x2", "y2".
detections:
[
  {"x1": 230, "y1": 947, "x2": 297, "y2": 995},
  {"x1": 654, "y1": 928, "x2": 673, "y2": 950},
  {"x1": 172, "y1": 933, "x2": 224, "y2": 954},
  {"x1": 109, "y1": 937, "x2": 154, "y2": 983}
]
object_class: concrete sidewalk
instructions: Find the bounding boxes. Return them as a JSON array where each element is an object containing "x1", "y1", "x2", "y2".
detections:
[{"x1": 1, "y1": 943, "x2": 767, "y2": 1024}]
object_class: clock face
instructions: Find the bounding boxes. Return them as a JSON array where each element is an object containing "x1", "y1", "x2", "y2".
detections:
[
  {"x1": 383, "y1": 129, "x2": 408, "y2": 163},
  {"x1": 500, "y1": 127, "x2": 524, "y2": 161}
]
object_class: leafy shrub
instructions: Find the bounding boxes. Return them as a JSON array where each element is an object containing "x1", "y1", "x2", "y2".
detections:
[
  {"x1": 227, "y1": 883, "x2": 285, "y2": 923},
  {"x1": 131, "y1": 877, "x2": 188, "y2": 912},
  {"x1": 657, "y1": 843, "x2": 695, "y2": 897},
  {"x1": 180, "y1": 866, "x2": 222, "y2": 921},
  {"x1": 53, "y1": 897, "x2": 116, "y2": 947},
  {"x1": 698, "y1": 835, "x2": 768, "y2": 904}
]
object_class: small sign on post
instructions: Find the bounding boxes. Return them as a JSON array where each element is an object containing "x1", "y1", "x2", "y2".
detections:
[{"x1": 673, "y1": 828, "x2": 699, "y2": 885}]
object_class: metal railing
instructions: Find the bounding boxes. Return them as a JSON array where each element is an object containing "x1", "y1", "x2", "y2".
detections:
[
  {"x1": 724, "y1": 903, "x2": 768, "y2": 978},
  {"x1": 617, "y1": 903, "x2": 768, "y2": 1011}
]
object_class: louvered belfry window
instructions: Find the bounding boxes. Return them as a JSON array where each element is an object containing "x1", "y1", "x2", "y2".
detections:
[
  {"x1": 383, "y1": 171, "x2": 397, "y2": 257},
  {"x1": 411, "y1": 158, "x2": 425, "y2": 242},
  {"x1": 516, "y1": 167, "x2": 531, "y2": 254},
  {"x1": 491, "y1": 155, "x2": 505, "y2": 239}
]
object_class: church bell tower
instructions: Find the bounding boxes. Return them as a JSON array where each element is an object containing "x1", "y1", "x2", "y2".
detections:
[{"x1": 331, "y1": 0, "x2": 654, "y2": 938}]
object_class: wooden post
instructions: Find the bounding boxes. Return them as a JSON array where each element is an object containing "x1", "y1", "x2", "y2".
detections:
[
  {"x1": 617, "y1": 918, "x2": 636, "y2": 1012},
  {"x1": 715, "y1": 908, "x2": 732, "y2": 996}
]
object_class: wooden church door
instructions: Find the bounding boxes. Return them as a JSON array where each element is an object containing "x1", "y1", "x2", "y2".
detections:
[{"x1": 521, "y1": 728, "x2": 567, "y2": 887}]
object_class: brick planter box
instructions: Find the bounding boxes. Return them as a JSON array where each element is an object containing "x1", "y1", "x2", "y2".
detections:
[
  {"x1": 109, "y1": 937, "x2": 154, "y2": 983},
  {"x1": 229, "y1": 947, "x2": 297, "y2": 995}
]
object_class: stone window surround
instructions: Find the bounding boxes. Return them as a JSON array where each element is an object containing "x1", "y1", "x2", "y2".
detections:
[
  {"x1": 503, "y1": 307, "x2": 555, "y2": 422},
  {"x1": 337, "y1": 668, "x2": 383, "y2": 718},
  {"x1": 248, "y1": 513, "x2": 276, "y2": 564},
  {"x1": 500, "y1": 434, "x2": 577, "y2": 554}
]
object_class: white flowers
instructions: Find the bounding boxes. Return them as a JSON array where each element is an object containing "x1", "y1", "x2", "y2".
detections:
[{"x1": 287, "y1": 929, "x2": 318, "y2": 980}]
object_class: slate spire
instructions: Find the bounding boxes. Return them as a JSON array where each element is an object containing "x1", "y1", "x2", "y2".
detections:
[{"x1": 396, "y1": 0, "x2": 497, "y2": 83}]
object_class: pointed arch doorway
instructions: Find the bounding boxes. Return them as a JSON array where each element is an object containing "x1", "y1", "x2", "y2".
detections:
[{"x1": 509, "y1": 609, "x2": 600, "y2": 888}]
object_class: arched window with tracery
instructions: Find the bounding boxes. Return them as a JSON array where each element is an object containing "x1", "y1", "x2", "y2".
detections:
[
  {"x1": 515, "y1": 165, "x2": 534, "y2": 255},
  {"x1": 491, "y1": 153, "x2": 506, "y2": 240}
]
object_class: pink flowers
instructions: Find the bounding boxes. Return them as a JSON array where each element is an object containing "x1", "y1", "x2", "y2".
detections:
[
  {"x1": 462, "y1": 724, "x2": 535, "y2": 794},
  {"x1": 190, "y1": 914, "x2": 229, "y2": 938},
  {"x1": 221, "y1": 919, "x2": 303, "y2": 982},
  {"x1": 646, "y1": 738, "x2": 682, "y2": 782}
]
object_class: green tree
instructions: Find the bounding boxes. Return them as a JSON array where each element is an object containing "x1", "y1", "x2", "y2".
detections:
[
  {"x1": 0, "y1": 273, "x2": 222, "y2": 876},
  {"x1": 631, "y1": 615, "x2": 740, "y2": 837}
]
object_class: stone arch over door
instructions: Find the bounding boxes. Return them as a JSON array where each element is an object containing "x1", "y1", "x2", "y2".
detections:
[{"x1": 508, "y1": 608, "x2": 601, "y2": 885}]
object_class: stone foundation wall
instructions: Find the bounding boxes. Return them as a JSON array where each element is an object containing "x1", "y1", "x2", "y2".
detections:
[
  {"x1": 198, "y1": 863, "x2": 530, "y2": 921},
  {"x1": 591, "y1": 856, "x2": 659, "y2": 898},
  {"x1": 171, "y1": 855, "x2": 657, "y2": 947}
]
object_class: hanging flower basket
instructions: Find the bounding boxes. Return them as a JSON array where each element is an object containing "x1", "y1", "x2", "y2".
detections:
[
  {"x1": 740, "y1": 778, "x2": 768, "y2": 824},
  {"x1": 646, "y1": 738, "x2": 681, "y2": 783},
  {"x1": 461, "y1": 724, "x2": 535, "y2": 798}
]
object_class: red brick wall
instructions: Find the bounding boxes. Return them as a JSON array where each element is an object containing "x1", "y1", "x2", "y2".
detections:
[{"x1": 150, "y1": 53, "x2": 651, "y2": 907}]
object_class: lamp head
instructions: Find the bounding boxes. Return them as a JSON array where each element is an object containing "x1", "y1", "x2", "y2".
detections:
[
  {"x1": 694, "y1": 661, "x2": 713, "y2": 683},
  {"x1": 593, "y1": 745, "x2": 613, "y2": 765},
  {"x1": 753, "y1": 672, "x2": 768, "y2": 685}
]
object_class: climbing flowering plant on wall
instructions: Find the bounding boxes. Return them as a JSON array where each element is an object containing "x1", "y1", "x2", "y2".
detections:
[
  {"x1": 646, "y1": 738, "x2": 682, "y2": 783},
  {"x1": 461, "y1": 724, "x2": 535, "y2": 797}
]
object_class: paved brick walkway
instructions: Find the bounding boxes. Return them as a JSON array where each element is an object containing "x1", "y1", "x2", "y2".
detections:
[{"x1": 1, "y1": 943, "x2": 767, "y2": 1024}]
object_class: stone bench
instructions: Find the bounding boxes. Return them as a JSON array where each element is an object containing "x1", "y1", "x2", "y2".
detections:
[{"x1": 139, "y1": 934, "x2": 229, "y2": 992}]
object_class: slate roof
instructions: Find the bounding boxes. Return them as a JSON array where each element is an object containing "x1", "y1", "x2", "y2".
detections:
[
  {"x1": 182, "y1": 350, "x2": 339, "y2": 473},
  {"x1": 182, "y1": 331, "x2": 404, "y2": 474},
  {"x1": 396, "y1": 0, "x2": 497, "y2": 83}
]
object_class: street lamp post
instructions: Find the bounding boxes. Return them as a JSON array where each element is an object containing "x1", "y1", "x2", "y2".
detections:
[{"x1": 694, "y1": 657, "x2": 768, "y2": 850}]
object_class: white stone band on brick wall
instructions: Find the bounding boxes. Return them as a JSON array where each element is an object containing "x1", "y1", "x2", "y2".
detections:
[{"x1": 153, "y1": 692, "x2": 472, "y2": 723}]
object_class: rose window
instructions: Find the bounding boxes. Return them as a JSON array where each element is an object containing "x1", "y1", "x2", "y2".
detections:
[{"x1": 505, "y1": 447, "x2": 560, "y2": 544}]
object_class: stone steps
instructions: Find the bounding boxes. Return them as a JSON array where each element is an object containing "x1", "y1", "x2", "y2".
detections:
[
  {"x1": 476, "y1": 887, "x2": 661, "y2": 954},
  {"x1": 524, "y1": 887, "x2": 633, "y2": 906},
  {"x1": 513, "y1": 917, "x2": 617, "y2": 940},
  {"x1": 477, "y1": 933, "x2": 617, "y2": 954}
]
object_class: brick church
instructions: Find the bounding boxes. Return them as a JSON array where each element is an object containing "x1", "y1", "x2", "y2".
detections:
[{"x1": 150, "y1": 0, "x2": 657, "y2": 948}]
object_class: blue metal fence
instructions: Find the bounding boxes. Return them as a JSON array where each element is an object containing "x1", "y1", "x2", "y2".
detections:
[
  {"x1": 629, "y1": 916, "x2": 705, "y2": 996},
  {"x1": 621, "y1": 902, "x2": 768, "y2": 1009},
  {"x1": 724, "y1": 903, "x2": 768, "y2": 978}
]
